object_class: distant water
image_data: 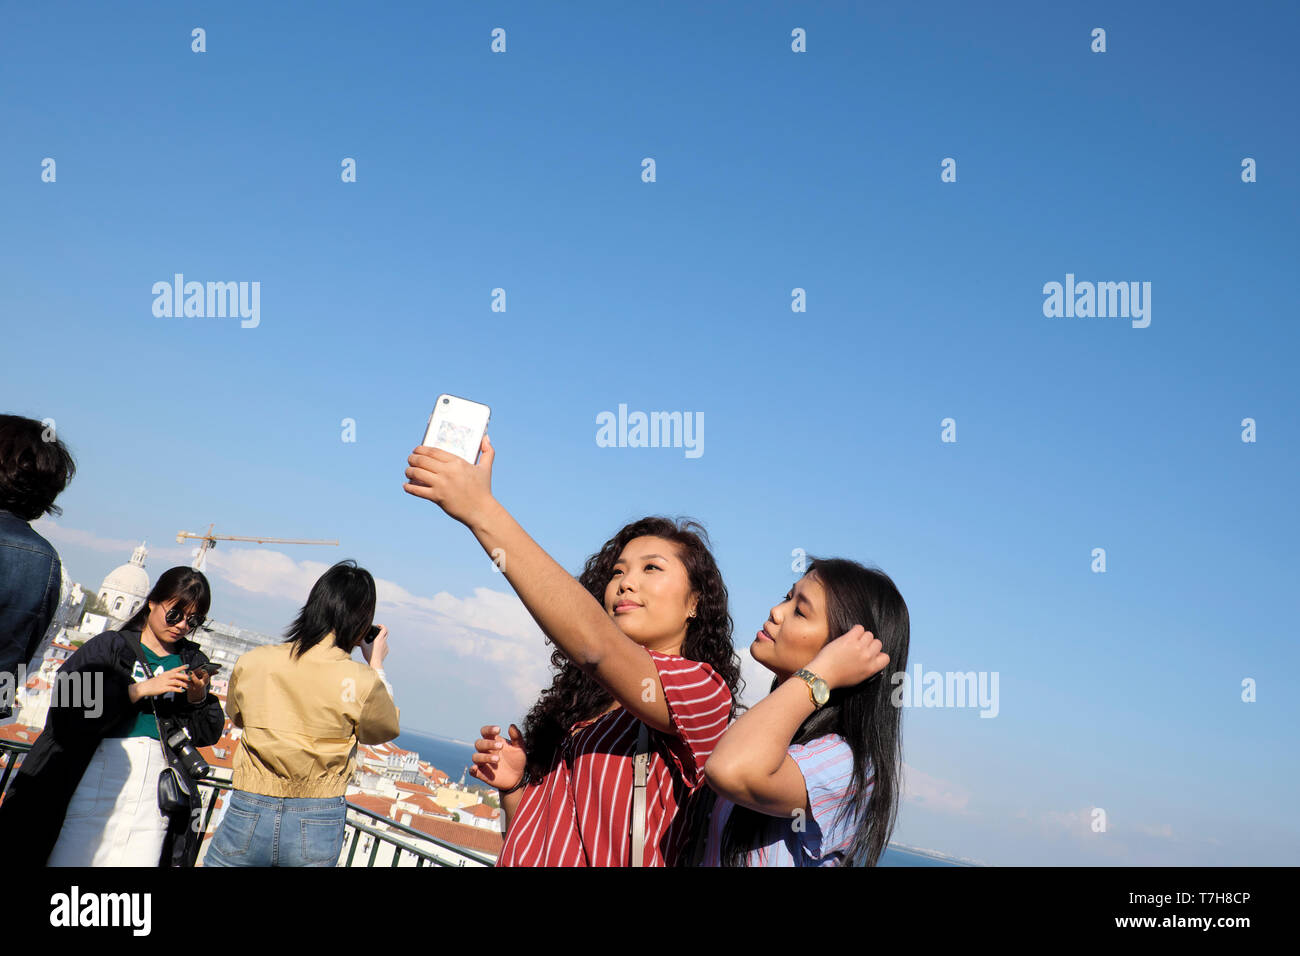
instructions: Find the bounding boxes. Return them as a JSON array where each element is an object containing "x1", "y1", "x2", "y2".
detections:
[
  {"x1": 880, "y1": 846, "x2": 969, "y2": 867},
  {"x1": 396, "y1": 729, "x2": 966, "y2": 865},
  {"x1": 394, "y1": 729, "x2": 485, "y2": 790}
]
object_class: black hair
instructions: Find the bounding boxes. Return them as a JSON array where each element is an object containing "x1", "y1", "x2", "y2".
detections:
[
  {"x1": 520, "y1": 516, "x2": 743, "y2": 781},
  {"x1": 123, "y1": 566, "x2": 213, "y2": 633},
  {"x1": 718, "y1": 558, "x2": 909, "y2": 867},
  {"x1": 283, "y1": 560, "x2": 377, "y2": 659},
  {"x1": 0, "y1": 414, "x2": 76, "y2": 520}
]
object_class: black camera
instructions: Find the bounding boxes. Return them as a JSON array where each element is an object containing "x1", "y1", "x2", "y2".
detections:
[{"x1": 164, "y1": 725, "x2": 212, "y2": 780}]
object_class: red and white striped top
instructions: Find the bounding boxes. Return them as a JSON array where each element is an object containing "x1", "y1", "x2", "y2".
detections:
[{"x1": 497, "y1": 648, "x2": 733, "y2": 867}]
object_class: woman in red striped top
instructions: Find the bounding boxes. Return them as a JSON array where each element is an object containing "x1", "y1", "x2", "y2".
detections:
[{"x1": 403, "y1": 434, "x2": 742, "y2": 866}]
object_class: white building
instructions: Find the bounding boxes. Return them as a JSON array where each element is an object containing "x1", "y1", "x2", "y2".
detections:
[
  {"x1": 78, "y1": 614, "x2": 111, "y2": 637},
  {"x1": 53, "y1": 572, "x2": 85, "y2": 630},
  {"x1": 23, "y1": 567, "x2": 88, "y2": 668},
  {"x1": 186, "y1": 620, "x2": 280, "y2": 698},
  {"x1": 98, "y1": 542, "x2": 150, "y2": 624},
  {"x1": 457, "y1": 803, "x2": 504, "y2": 832},
  {"x1": 357, "y1": 741, "x2": 421, "y2": 783},
  {"x1": 13, "y1": 629, "x2": 102, "y2": 727},
  {"x1": 353, "y1": 767, "x2": 400, "y2": 797}
]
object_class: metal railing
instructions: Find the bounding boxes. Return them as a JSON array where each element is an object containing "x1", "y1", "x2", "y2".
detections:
[
  {"x1": 0, "y1": 738, "x2": 26, "y2": 801},
  {"x1": 0, "y1": 738, "x2": 495, "y2": 867}
]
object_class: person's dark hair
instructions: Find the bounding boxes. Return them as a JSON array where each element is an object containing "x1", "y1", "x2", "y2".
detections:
[
  {"x1": 520, "y1": 516, "x2": 743, "y2": 781},
  {"x1": 283, "y1": 560, "x2": 377, "y2": 659},
  {"x1": 0, "y1": 414, "x2": 76, "y2": 521},
  {"x1": 718, "y1": 558, "x2": 909, "y2": 868},
  {"x1": 123, "y1": 566, "x2": 213, "y2": 633}
]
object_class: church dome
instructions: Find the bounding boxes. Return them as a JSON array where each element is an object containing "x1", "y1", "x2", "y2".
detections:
[{"x1": 100, "y1": 542, "x2": 150, "y2": 620}]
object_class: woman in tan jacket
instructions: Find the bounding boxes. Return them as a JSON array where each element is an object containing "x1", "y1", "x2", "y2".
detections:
[{"x1": 204, "y1": 560, "x2": 400, "y2": 867}]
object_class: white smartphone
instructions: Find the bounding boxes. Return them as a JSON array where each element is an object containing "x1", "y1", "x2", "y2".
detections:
[{"x1": 422, "y1": 394, "x2": 491, "y2": 464}]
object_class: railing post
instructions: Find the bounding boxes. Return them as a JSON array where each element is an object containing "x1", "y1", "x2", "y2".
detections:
[
  {"x1": 345, "y1": 824, "x2": 361, "y2": 866},
  {"x1": 0, "y1": 741, "x2": 32, "y2": 798}
]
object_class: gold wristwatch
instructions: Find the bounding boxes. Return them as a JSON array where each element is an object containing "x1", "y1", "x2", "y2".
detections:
[{"x1": 793, "y1": 668, "x2": 830, "y2": 709}]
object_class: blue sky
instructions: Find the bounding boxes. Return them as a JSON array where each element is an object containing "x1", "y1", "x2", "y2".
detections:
[{"x1": 2, "y1": 1, "x2": 1297, "y2": 865}]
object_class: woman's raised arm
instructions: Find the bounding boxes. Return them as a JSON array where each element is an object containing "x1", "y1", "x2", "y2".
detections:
[{"x1": 403, "y1": 436, "x2": 674, "y2": 733}]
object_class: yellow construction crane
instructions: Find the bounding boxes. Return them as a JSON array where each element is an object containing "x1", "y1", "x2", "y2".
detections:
[{"x1": 176, "y1": 523, "x2": 339, "y2": 571}]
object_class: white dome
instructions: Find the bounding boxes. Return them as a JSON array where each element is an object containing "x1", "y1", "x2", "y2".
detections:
[
  {"x1": 100, "y1": 542, "x2": 150, "y2": 620},
  {"x1": 102, "y1": 564, "x2": 148, "y2": 598}
]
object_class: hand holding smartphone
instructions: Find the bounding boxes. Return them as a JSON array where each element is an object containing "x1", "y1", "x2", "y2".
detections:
[
  {"x1": 422, "y1": 394, "x2": 491, "y2": 464},
  {"x1": 360, "y1": 624, "x2": 388, "y2": 668},
  {"x1": 406, "y1": 393, "x2": 495, "y2": 526}
]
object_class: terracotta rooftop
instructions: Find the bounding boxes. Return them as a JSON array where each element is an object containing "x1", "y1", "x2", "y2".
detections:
[
  {"x1": 394, "y1": 794, "x2": 452, "y2": 817},
  {"x1": 394, "y1": 781, "x2": 436, "y2": 795},
  {"x1": 198, "y1": 735, "x2": 239, "y2": 769},
  {"x1": 404, "y1": 815, "x2": 503, "y2": 857},
  {"x1": 347, "y1": 794, "x2": 395, "y2": 818},
  {"x1": 0, "y1": 724, "x2": 42, "y2": 743}
]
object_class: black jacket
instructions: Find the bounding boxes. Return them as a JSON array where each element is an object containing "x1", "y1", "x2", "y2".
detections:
[{"x1": 0, "y1": 627, "x2": 225, "y2": 866}]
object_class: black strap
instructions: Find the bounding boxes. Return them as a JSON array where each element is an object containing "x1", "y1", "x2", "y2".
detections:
[
  {"x1": 124, "y1": 633, "x2": 185, "y2": 779},
  {"x1": 125, "y1": 634, "x2": 166, "y2": 724}
]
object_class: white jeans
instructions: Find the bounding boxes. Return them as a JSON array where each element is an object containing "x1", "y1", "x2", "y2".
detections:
[{"x1": 48, "y1": 735, "x2": 171, "y2": 867}]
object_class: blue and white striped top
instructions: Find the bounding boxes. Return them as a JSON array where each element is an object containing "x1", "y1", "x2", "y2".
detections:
[{"x1": 701, "y1": 733, "x2": 869, "y2": 866}]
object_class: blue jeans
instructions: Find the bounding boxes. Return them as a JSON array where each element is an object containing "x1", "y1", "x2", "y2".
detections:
[{"x1": 204, "y1": 790, "x2": 346, "y2": 867}]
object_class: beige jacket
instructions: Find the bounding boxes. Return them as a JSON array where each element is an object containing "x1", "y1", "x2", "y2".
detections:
[{"x1": 225, "y1": 635, "x2": 400, "y2": 798}]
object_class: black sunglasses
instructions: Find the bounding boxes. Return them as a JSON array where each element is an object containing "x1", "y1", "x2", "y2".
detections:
[{"x1": 164, "y1": 606, "x2": 205, "y2": 630}]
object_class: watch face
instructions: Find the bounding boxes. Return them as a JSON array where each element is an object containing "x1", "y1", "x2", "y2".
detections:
[{"x1": 812, "y1": 679, "x2": 830, "y2": 706}]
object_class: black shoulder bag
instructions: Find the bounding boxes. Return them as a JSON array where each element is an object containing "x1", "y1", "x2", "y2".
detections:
[{"x1": 126, "y1": 636, "x2": 199, "y2": 815}]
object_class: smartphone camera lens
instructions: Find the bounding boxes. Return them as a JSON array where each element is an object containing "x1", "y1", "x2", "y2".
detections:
[{"x1": 442, "y1": 398, "x2": 450, "y2": 404}]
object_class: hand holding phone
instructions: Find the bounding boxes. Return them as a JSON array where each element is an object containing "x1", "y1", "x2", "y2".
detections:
[
  {"x1": 183, "y1": 663, "x2": 218, "y2": 702},
  {"x1": 360, "y1": 624, "x2": 388, "y2": 668},
  {"x1": 422, "y1": 394, "x2": 491, "y2": 465},
  {"x1": 405, "y1": 428, "x2": 496, "y2": 527}
]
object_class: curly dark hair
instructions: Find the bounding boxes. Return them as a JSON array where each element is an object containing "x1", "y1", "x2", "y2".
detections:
[
  {"x1": 520, "y1": 516, "x2": 743, "y2": 780},
  {"x1": 0, "y1": 414, "x2": 76, "y2": 520}
]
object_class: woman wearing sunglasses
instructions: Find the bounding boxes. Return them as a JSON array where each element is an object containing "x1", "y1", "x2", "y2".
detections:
[{"x1": 0, "y1": 566, "x2": 224, "y2": 866}]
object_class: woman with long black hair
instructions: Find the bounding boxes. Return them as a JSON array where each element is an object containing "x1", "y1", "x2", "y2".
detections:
[
  {"x1": 697, "y1": 558, "x2": 909, "y2": 866},
  {"x1": 204, "y1": 560, "x2": 399, "y2": 867},
  {"x1": 403, "y1": 435, "x2": 743, "y2": 866},
  {"x1": 0, "y1": 566, "x2": 224, "y2": 866}
]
